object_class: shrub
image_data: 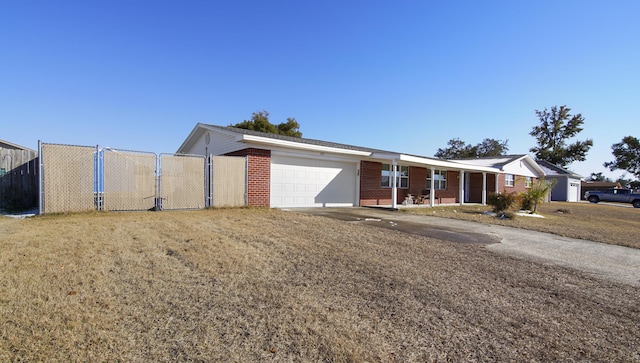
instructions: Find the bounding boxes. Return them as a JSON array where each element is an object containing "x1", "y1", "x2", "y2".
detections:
[
  {"x1": 519, "y1": 178, "x2": 555, "y2": 213},
  {"x1": 487, "y1": 191, "x2": 517, "y2": 213}
]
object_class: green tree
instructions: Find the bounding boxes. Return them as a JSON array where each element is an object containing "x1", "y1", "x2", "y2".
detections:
[
  {"x1": 603, "y1": 136, "x2": 640, "y2": 179},
  {"x1": 611, "y1": 173, "x2": 640, "y2": 189},
  {"x1": 587, "y1": 172, "x2": 612, "y2": 182},
  {"x1": 435, "y1": 138, "x2": 509, "y2": 159},
  {"x1": 529, "y1": 105, "x2": 593, "y2": 167},
  {"x1": 231, "y1": 110, "x2": 302, "y2": 137}
]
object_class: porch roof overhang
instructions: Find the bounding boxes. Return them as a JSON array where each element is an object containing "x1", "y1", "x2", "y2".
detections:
[{"x1": 370, "y1": 152, "x2": 501, "y2": 173}]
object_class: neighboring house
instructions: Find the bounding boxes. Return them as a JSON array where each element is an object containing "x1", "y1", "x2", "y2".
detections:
[
  {"x1": 580, "y1": 181, "x2": 622, "y2": 200},
  {"x1": 177, "y1": 125, "x2": 546, "y2": 208},
  {"x1": 0, "y1": 139, "x2": 34, "y2": 151},
  {"x1": 536, "y1": 160, "x2": 583, "y2": 202},
  {"x1": 0, "y1": 139, "x2": 38, "y2": 210}
]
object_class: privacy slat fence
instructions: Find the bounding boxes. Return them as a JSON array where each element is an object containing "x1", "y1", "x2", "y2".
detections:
[
  {"x1": 211, "y1": 156, "x2": 247, "y2": 207},
  {"x1": 102, "y1": 149, "x2": 157, "y2": 211},
  {"x1": 39, "y1": 142, "x2": 246, "y2": 214},
  {"x1": 40, "y1": 144, "x2": 96, "y2": 213},
  {"x1": 159, "y1": 154, "x2": 206, "y2": 210},
  {"x1": 0, "y1": 148, "x2": 38, "y2": 210}
]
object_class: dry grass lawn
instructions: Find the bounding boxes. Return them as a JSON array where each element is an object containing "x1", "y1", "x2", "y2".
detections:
[
  {"x1": 403, "y1": 201, "x2": 640, "y2": 249},
  {"x1": 1, "y1": 208, "x2": 639, "y2": 362}
]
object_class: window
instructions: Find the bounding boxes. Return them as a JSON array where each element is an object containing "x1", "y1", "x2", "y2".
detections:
[
  {"x1": 525, "y1": 176, "x2": 532, "y2": 188},
  {"x1": 381, "y1": 164, "x2": 408, "y2": 188},
  {"x1": 426, "y1": 169, "x2": 447, "y2": 190},
  {"x1": 505, "y1": 174, "x2": 514, "y2": 187}
]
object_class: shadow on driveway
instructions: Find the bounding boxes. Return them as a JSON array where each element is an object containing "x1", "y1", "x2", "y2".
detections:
[
  {"x1": 289, "y1": 207, "x2": 499, "y2": 245},
  {"x1": 287, "y1": 207, "x2": 640, "y2": 287}
]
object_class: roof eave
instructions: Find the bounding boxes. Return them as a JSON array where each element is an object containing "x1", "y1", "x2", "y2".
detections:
[{"x1": 239, "y1": 134, "x2": 372, "y2": 156}]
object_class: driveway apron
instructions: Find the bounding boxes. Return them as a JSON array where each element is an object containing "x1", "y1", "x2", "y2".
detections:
[{"x1": 290, "y1": 207, "x2": 640, "y2": 287}]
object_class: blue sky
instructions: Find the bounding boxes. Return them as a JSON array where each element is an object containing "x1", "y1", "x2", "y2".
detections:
[{"x1": 2, "y1": 1, "x2": 638, "y2": 179}]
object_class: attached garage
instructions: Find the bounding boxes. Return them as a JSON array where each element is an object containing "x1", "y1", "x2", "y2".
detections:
[{"x1": 270, "y1": 154, "x2": 358, "y2": 207}]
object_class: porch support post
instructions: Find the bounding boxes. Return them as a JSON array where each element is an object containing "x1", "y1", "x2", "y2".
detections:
[
  {"x1": 391, "y1": 160, "x2": 398, "y2": 209},
  {"x1": 459, "y1": 170, "x2": 465, "y2": 206},
  {"x1": 482, "y1": 172, "x2": 487, "y2": 205},
  {"x1": 430, "y1": 166, "x2": 435, "y2": 207},
  {"x1": 495, "y1": 173, "x2": 500, "y2": 193}
]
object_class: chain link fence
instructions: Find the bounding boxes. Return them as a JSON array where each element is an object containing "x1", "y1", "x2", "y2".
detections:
[
  {"x1": 39, "y1": 143, "x2": 246, "y2": 213},
  {"x1": 40, "y1": 143, "x2": 96, "y2": 213},
  {"x1": 102, "y1": 149, "x2": 157, "y2": 211},
  {"x1": 210, "y1": 156, "x2": 247, "y2": 207},
  {"x1": 159, "y1": 154, "x2": 205, "y2": 210}
]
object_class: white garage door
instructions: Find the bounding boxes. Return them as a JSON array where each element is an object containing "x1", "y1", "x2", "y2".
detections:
[{"x1": 270, "y1": 155, "x2": 357, "y2": 208}]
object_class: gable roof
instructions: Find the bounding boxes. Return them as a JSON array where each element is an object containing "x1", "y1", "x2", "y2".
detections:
[
  {"x1": 204, "y1": 124, "x2": 389, "y2": 154},
  {"x1": 178, "y1": 124, "x2": 509, "y2": 173},
  {"x1": 448, "y1": 154, "x2": 528, "y2": 168},
  {"x1": 448, "y1": 154, "x2": 546, "y2": 176},
  {"x1": 536, "y1": 159, "x2": 583, "y2": 178}
]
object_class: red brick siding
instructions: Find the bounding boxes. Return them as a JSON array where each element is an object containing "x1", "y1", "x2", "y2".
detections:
[
  {"x1": 225, "y1": 148, "x2": 271, "y2": 207},
  {"x1": 499, "y1": 174, "x2": 538, "y2": 195},
  {"x1": 359, "y1": 161, "x2": 392, "y2": 206},
  {"x1": 467, "y1": 173, "x2": 484, "y2": 203},
  {"x1": 359, "y1": 162, "x2": 429, "y2": 205},
  {"x1": 408, "y1": 167, "x2": 428, "y2": 197},
  {"x1": 430, "y1": 170, "x2": 460, "y2": 204}
]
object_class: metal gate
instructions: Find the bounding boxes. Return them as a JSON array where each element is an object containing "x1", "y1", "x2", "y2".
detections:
[
  {"x1": 39, "y1": 143, "x2": 96, "y2": 213},
  {"x1": 38, "y1": 142, "x2": 246, "y2": 213},
  {"x1": 101, "y1": 148, "x2": 157, "y2": 211},
  {"x1": 209, "y1": 155, "x2": 247, "y2": 207},
  {"x1": 159, "y1": 153, "x2": 206, "y2": 210}
]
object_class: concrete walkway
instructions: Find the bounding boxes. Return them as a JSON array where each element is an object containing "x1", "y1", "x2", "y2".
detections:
[{"x1": 291, "y1": 207, "x2": 640, "y2": 287}]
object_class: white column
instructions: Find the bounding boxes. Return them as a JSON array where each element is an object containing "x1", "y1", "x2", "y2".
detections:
[
  {"x1": 391, "y1": 160, "x2": 398, "y2": 209},
  {"x1": 495, "y1": 173, "x2": 500, "y2": 194},
  {"x1": 459, "y1": 170, "x2": 465, "y2": 205},
  {"x1": 482, "y1": 172, "x2": 487, "y2": 205},
  {"x1": 430, "y1": 167, "x2": 435, "y2": 206}
]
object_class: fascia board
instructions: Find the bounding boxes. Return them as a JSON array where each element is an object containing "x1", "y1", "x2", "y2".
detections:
[
  {"x1": 176, "y1": 123, "x2": 206, "y2": 153},
  {"x1": 239, "y1": 134, "x2": 372, "y2": 156}
]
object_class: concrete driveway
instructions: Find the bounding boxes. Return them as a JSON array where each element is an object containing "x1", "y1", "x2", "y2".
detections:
[{"x1": 290, "y1": 207, "x2": 640, "y2": 287}]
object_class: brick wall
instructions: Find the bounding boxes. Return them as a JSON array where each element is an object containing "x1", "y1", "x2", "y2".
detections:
[
  {"x1": 359, "y1": 162, "x2": 429, "y2": 206},
  {"x1": 359, "y1": 161, "x2": 391, "y2": 205},
  {"x1": 499, "y1": 174, "x2": 538, "y2": 195},
  {"x1": 408, "y1": 166, "x2": 428, "y2": 197},
  {"x1": 430, "y1": 170, "x2": 460, "y2": 204},
  {"x1": 225, "y1": 148, "x2": 271, "y2": 207}
]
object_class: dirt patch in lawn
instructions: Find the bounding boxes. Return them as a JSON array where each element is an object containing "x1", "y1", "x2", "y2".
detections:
[
  {"x1": 403, "y1": 201, "x2": 640, "y2": 249},
  {"x1": 1, "y1": 209, "x2": 638, "y2": 362}
]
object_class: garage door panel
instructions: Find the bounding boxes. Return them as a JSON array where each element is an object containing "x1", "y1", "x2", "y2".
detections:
[{"x1": 270, "y1": 155, "x2": 357, "y2": 208}]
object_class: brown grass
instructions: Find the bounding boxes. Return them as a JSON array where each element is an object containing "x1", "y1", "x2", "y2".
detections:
[
  {"x1": 403, "y1": 201, "x2": 640, "y2": 249},
  {"x1": 1, "y1": 208, "x2": 639, "y2": 362}
]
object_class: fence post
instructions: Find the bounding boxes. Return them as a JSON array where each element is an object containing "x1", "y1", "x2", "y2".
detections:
[
  {"x1": 38, "y1": 140, "x2": 43, "y2": 214},
  {"x1": 208, "y1": 154, "x2": 213, "y2": 208}
]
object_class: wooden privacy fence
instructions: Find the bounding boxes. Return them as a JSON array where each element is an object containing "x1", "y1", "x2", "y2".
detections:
[
  {"x1": 0, "y1": 148, "x2": 38, "y2": 210},
  {"x1": 39, "y1": 142, "x2": 247, "y2": 214}
]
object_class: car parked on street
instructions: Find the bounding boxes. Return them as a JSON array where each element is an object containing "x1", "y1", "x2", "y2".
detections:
[{"x1": 584, "y1": 188, "x2": 640, "y2": 208}]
